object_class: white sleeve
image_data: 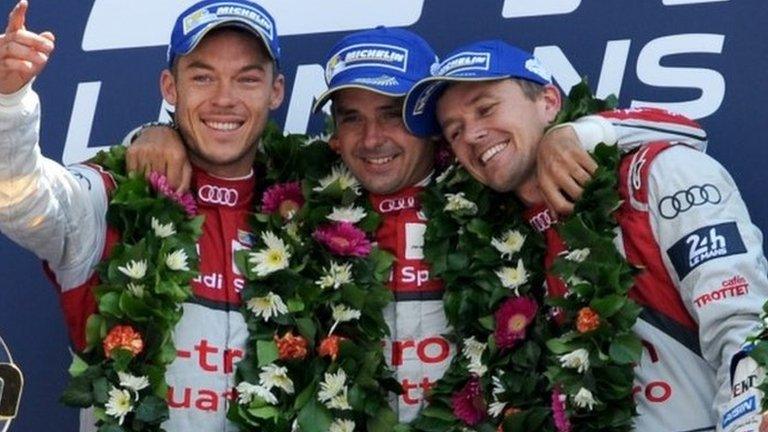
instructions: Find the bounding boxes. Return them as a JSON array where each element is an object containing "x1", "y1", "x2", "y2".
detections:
[
  {"x1": 0, "y1": 85, "x2": 108, "y2": 291},
  {"x1": 646, "y1": 146, "x2": 768, "y2": 430},
  {"x1": 569, "y1": 107, "x2": 708, "y2": 153}
]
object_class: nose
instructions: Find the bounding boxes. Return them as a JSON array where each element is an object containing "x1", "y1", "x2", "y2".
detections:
[
  {"x1": 211, "y1": 80, "x2": 237, "y2": 108},
  {"x1": 362, "y1": 119, "x2": 384, "y2": 149},
  {"x1": 463, "y1": 120, "x2": 488, "y2": 146}
]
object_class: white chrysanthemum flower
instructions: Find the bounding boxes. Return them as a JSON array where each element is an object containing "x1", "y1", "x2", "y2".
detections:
[
  {"x1": 314, "y1": 164, "x2": 361, "y2": 195},
  {"x1": 165, "y1": 249, "x2": 190, "y2": 271},
  {"x1": 326, "y1": 388, "x2": 352, "y2": 410},
  {"x1": 246, "y1": 292, "x2": 288, "y2": 322},
  {"x1": 462, "y1": 337, "x2": 488, "y2": 376},
  {"x1": 435, "y1": 164, "x2": 456, "y2": 183},
  {"x1": 559, "y1": 348, "x2": 590, "y2": 373},
  {"x1": 126, "y1": 282, "x2": 144, "y2": 297},
  {"x1": 236, "y1": 381, "x2": 277, "y2": 405},
  {"x1": 573, "y1": 387, "x2": 597, "y2": 410},
  {"x1": 488, "y1": 400, "x2": 508, "y2": 418},
  {"x1": 491, "y1": 230, "x2": 526, "y2": 259},
  {"x1": 150, "y1": 217, "x2": 176, "y2": 238},
  {"x1": 331, "y1": 304, "x2": 361, "y2": 323},
  {"x1": 105, "y1": 387, "x2": 133, "y2": 425},
  {"x1": 259, "y1": 363, "x2": 295, "y2": 394},
  {"x1": 318, "y1": 369, "x2": 347, "y2": 404},
  {"x1": 249, "y1": 231, "x2": 291, "y2": 277},
  {"x1": 316, "y1": 261, "x2": 354, "y2": 290},
  {"x1": 495, "y1": 260, "x2": 528, "y2": 293},
  {"x1": 327, "y1": 205, "x2": 367, "y2": 224},
  {"x1": 329, "y1": 419, "x2": 355, "y2": 432},
  {"x1": 118, "y1": 260, "x2": 147, "y2": 280},
  {"x1": 444, "y1": 192, "x2": 478, "y2": 215},
  {"x1": 492, "y1": 373, "x2": 505, "y2": 396},
  {"x1": 117, "y1": 371, "x2": 149, "y2": 395},
  {"x1": 564, "y1": 248, "x2": 590, "y2": 263},
  {"x1": 462, "y1": 336, "x2": 487, "y2": 362}
]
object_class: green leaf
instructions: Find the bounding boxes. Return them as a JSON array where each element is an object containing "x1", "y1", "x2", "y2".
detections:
[
  {"x1": 296, "y1": 317, "x2": 317, "y2": 342},
  {"x1": 68, "y1": 354, "x2": 89, "y2": 377},
  {"x1": 135, "y1": 395, "x2": 169, "y2": 423},
  {"x1": 609, "y1": 333, "x2": 643, "y2": 365},
  {"x1": 591, "y1": 294, "x2": 626, "y2": 318},
  {"x1": 478, "y1": 315, "x2": 495, "y2": 331},
  {"x1": 296, "y1": 398, "x2": 332, "y2": 432},
  {"x1": 93, "y1": 376, "x2": 110, "y2": 404},
  {"x1": 368, "y1": 405, "x2": 398, "y2": 432},
  {"x1": 256, "y1": 340, "x2": 279, "y2": 366},
  {"x1": 247, "y1": 405, "x2": 280, "y2": 419}
]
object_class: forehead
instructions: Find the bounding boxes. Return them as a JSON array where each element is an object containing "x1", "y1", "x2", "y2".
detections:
[{"x1": 333, "y1": 88, "x2": 403, "y2": 108}]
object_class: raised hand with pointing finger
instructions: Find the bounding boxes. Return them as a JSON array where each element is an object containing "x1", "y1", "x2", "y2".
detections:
[{"x1": 0, "y1": 0, "x2": 54, "y2": 94}]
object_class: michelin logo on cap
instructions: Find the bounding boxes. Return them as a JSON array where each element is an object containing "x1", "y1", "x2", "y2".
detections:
[
  {"x1": 325, "y1": 43, "x2": 409, "y2": 82},
  {"x1": 183, "y1": 4, "x2": 274, "y2": 39},
  {"x1": 525, "y1": 58, "x2": 551, "y2": 82},
  {"x1": 436, "y1": 51, "x2": 491, "y2": 76}
]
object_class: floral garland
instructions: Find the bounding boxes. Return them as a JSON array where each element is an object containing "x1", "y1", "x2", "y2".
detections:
[
  {"x1": 416, "y1": 81, "x2": 643, "y2": 431},
  {"x1": 227, "y1": 125, "x2": 400, "y2": 432},
  {"x1": 61, "y1": 145, "x2": 203, "y2": 431}
]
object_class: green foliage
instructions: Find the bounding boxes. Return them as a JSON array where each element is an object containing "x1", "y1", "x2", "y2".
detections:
[{"x1": 61, "y1": 146, "x2": 202, "y2": 431}]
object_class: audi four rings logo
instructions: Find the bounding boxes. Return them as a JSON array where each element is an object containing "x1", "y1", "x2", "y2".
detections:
[
  {"x1": 197, "y1": 185, "x2": 239, "y2": 207},
  {"x1": 378, "y1": 197, "x2": 418, "y2": 213},
  {"x1": 529, "y1": 209, "x2": 557, "y2": 232},
  {"x1": 658, "y1": 183, "x2": 721, "y2": 219}
]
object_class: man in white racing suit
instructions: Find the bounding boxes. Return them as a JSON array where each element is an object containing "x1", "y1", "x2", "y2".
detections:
[
  {"x1": 0, "y1": 0, "x2": 285, "y2": 430},
  {"x1": 129, "y1": 28, "x2": 711, "y2": 423},
  {"x1": 403, "y1": 38, "x2": 768, "y2": 431}
]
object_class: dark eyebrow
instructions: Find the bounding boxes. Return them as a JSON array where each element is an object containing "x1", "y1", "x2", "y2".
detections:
[{"x1": 183, "y1": 60, "x2": 267, "y2": 74}]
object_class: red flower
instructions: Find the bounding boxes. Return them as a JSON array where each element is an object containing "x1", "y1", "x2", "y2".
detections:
[
  {"x1": 494, "y1": 296, "x2": 538, "y2": 350},
  {"x1": 576, "y1": 307, "x2": 600, "y2": 333},
  {"x1": 451, "y1": 376, "x2": 487, "y2": 426},
  {"x1": 103, "y1": 325, "x2": 144, "y2": 358},
  {"x1": 552, "y1": 387, "x2": 572, "y2": 432},
  {"x1": 313, "y1": 222, "x2": 372, "y2": 257},
  {"x1": 318, "y1": 335, "x2": 345, "y2": 361},
  {"x1": 261, "y1": 181, "x2": 304, "y2": 219},
  {"x1": 149, "y1": 172, "x2": 197, "y2": 217},
  {"x1": 275, "y1": 331, "x2": 309, "y2": 360}
]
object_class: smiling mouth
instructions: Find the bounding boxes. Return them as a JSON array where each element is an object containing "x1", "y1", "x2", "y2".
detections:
[
  {"x1": 363, "y1": 155, "x2": 397, "y2": 165},
  {"x1": 203, "y1": 120, "x2": 243, "y2": 132},
  {"x1": 480, "y1": 140, "x2": 509, "y2": 165}
]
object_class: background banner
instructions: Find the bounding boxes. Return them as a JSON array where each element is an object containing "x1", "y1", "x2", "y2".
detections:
[{"x1": 0, "y1": 0, "x2": 765, "y2": 429}]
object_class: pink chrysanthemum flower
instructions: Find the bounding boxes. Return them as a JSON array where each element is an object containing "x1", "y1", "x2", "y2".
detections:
[
  {"x1": 149, "y1": 172, "x2": 197, "y2": 217},
  {"x1": 313, "y1": 222, "x2": 372, "y2": 257},
  {"x1": 451, "y1": 376, "x2": 487, "y2": 426},
  {"x1": 494, "y1": 296, "x2": 538, "y2": 350},
  {"x1": 552, "y1": 387, "x2": 572, "y2": 432},
  {"x1": 261, "y1": 181, "x2": 304, "y2": 219}
]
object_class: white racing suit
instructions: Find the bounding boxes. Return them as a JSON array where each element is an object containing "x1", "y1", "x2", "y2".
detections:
[{"x1": 527, "y1": 111, "x2": 768, "y2": 431}]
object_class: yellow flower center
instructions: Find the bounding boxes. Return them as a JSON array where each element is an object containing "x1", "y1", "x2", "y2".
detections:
[{"x1": 507, "y1": 314, "x2": 527, "y2": 332}]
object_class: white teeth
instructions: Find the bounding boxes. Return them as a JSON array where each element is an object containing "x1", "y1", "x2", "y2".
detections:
[
  {"x1": 366, "y1": 156, "x2": 394, "y2": 165},
  {"x1": 480, "y1": 142, "x2": 507, "y2": 164},
  {"x1": 205, "y1": 121, "x2": 241, "y2": 131}
]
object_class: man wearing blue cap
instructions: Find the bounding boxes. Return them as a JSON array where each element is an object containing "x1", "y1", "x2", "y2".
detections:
[
  {"x1": 403, "y1": 39, "x2": 768, "y2": 431},
  {"x1": 0, "y1": 0, "x2": 284, "y2": 430}
]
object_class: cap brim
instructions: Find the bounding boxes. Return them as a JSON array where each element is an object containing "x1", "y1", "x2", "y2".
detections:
[
  {"x1": 312, "y1": 78, "x2": 415, "y2": 114},
  {"x1": 173, "y1": 18, "x2": 277, "y2": 66},
  {"x1": 403, "y1": 74, "x2": 513, "y2": 137}
]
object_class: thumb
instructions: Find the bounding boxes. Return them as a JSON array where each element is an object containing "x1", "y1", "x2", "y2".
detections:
[{"x1": 5, "y1": 0, "x2": 27, "y2": 34}]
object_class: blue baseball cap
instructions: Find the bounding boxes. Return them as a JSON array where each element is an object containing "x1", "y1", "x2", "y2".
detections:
[
  {"x1": 167, "y1": 0, "x2": 280, "y2": 68},
  {"x1": 403, "y1": 40, "x2": 552, "y2": 137},
  {"x1": 312, "y1": 27, "x2": 439, "y2": 113}
]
